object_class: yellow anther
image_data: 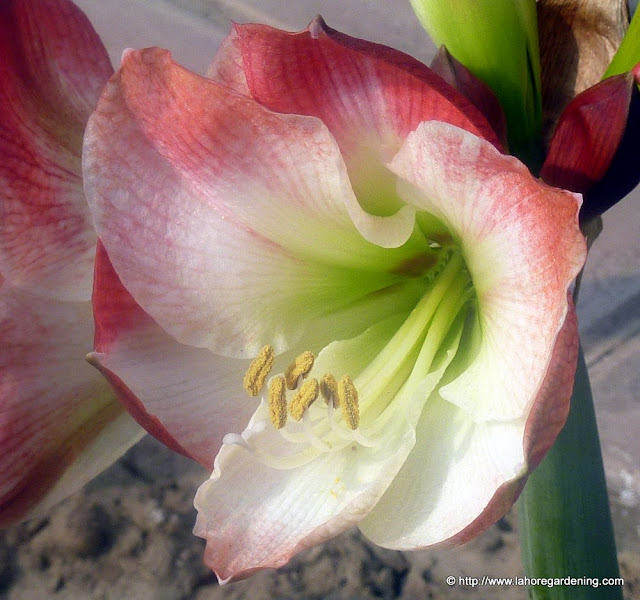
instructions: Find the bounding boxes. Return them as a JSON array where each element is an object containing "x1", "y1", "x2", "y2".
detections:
[
  {"x1": 289, "y1": 378, "x2": 319, "y2": 421},
  {"x1": 284, "y1": 350, "x2": 315, "y2": 390},
  {"x1": 242, "y1": 345, "x2": 275, "y2": 397},
  {"x1": 320, "y1": 373, "x2": 338, "y2": 406},
  {"x1": 268, "y1": 376, "x2": 287, "y2": 429},
  {"x1": 337, "y1": 375, "x2": 359, "y2": 430}
]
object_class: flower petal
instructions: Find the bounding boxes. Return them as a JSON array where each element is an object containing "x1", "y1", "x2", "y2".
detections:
[
  {"x1": 218, "y1": 17, "x2": 501, "y2": 153},
  {"x1": 193, "y1": 400, "x2": 415, "y2": 582},
  {"x1": 359, "y1": 304, "x2": 578, "y2": 548},
  {"x1": 359, "y1": 393, "x2": 524, "y2": 548},
  {"x1": 84, "y1": 48, "x2": 427, "y2": 357},
  {"x1": 209, "y1": 18, "x2": 502, "y2": 218},
  {"x1": 390, "y1": 121, "x2": 586, "y2": 421},
  {"x1": 0, "y1": 285, "x2": 141, "y2": 526},
  {"x1": 89, "y1": 243, "x2": 257, "y2": 469},
  {"x1": 0, "y1": 0, "x2": 112, "y2": 300}
]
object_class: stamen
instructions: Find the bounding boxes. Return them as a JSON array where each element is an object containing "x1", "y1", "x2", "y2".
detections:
[
  {"x1": 289, "y1": 378, "x2": 319, "y2": 421},
  {"x1": 326, "y1": 391, "x2": 375, "y2": 447},
  {"x1": 268, "y1": 376, "x2": 287, "y2": 429},
  {"x1": 284, "y1": 350, "x2": 315, "y2": 390},
  {"x1": 320, "y1": 373, "x2": 338, "y2": 405},
  {"x1": 243, "y1": 344, "x2": 275, "y2": 396},
  {"x1": 303, "y1": 410, "x2": 331, "y2": 451},
  {"x1": 225, "y1": 431, "x2": 321, "y2": 469},
  {"x1": 338, "y1": 375, "x2": 359, "y2": 430}
]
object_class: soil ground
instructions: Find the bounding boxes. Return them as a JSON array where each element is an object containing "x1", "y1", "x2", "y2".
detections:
[{"x1": 1, "y1": 436, "x2": 638, "y2": 600}]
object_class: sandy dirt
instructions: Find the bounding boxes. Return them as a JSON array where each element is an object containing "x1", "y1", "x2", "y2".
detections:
[{"x1": 1, "y1": 435, "x2": 638, "y2": 600}]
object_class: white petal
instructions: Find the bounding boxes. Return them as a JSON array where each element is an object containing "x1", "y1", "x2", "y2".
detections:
[
  {"x1": 359, "y1": 393, "x2": 525, "y2": 548},
  {"x1": 193, "y1": 400, "x2": 415, "y2": 582}
]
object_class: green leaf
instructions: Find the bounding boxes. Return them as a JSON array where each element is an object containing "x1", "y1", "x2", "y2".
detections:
[
  {"x1": 517, "y1": 345, "x2": 622, "y2": 600},
  {"x1": 408, "y1": 0, "x2": 542, "y2": 165},
  {"x1": 605, "y1": 4, "x2": 640, "y2": 78}
]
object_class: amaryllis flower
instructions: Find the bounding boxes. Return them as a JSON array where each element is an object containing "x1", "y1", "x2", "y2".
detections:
[
  {"x1": 0, "y1": 0, "x2": 143, "y2": 525},
  {"x1": 83, "y1": 19, "x2": 587, "y2": 581}
]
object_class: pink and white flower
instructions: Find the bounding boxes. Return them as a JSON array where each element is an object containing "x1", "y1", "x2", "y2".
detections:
[
  {"x1": 0, "y1": 0, "x2": 143, "y2": 525},
  {"x1": 83, "y1": 19, "x2": 586, "y2": 581}
]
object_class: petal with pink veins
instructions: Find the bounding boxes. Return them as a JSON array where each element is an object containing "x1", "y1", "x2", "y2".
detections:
[
  {"x1": 84, "y1": 48, "x2": 432, "y2": 358},
  {"x1": 390, "y1": 121, "x2": 585, "y2": 421},
  {"x1": 0, "y1": 285, "x2": 142, "y2": 526},
  {"x1": 210, "y1": 17, "x2": 501, "y2": 156},
  {"x1": 0, "y1": 0, "x2": 112, "y2": 301},
  {"x1": 208, "y1": 18, "x2": 502, "y2": 220}
]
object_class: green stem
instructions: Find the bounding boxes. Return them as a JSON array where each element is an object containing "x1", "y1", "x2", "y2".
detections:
[{"x1": 517, "y1": 345, "x2": 623, "y2": 600}]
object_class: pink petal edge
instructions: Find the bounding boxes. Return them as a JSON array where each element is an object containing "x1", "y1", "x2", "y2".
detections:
[{"x1": 90, "y1": 242, "x2": 258, "y2": 469}]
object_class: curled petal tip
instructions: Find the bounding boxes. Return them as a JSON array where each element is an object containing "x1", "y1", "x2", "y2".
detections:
[
  {"x1": 308, "y1": 14, "x2": 328, "y2": 38},
  {"x1": 430, "y1": 45, "x2": 508, "y2": 150}
]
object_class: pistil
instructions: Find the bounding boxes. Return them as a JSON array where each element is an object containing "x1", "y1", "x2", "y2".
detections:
[{"x1": 355, "y1": 252, "x2": 467, "y2": 415}]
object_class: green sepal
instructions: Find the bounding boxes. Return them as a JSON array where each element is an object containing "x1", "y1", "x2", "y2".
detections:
[{"x1": 604, "y1": 5, "x2": 640, "y2": 78}]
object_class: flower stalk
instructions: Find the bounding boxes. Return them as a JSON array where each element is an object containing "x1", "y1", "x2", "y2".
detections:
[{"x1": 517, "y1": 346, "x2": 623, "y2": 600}]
